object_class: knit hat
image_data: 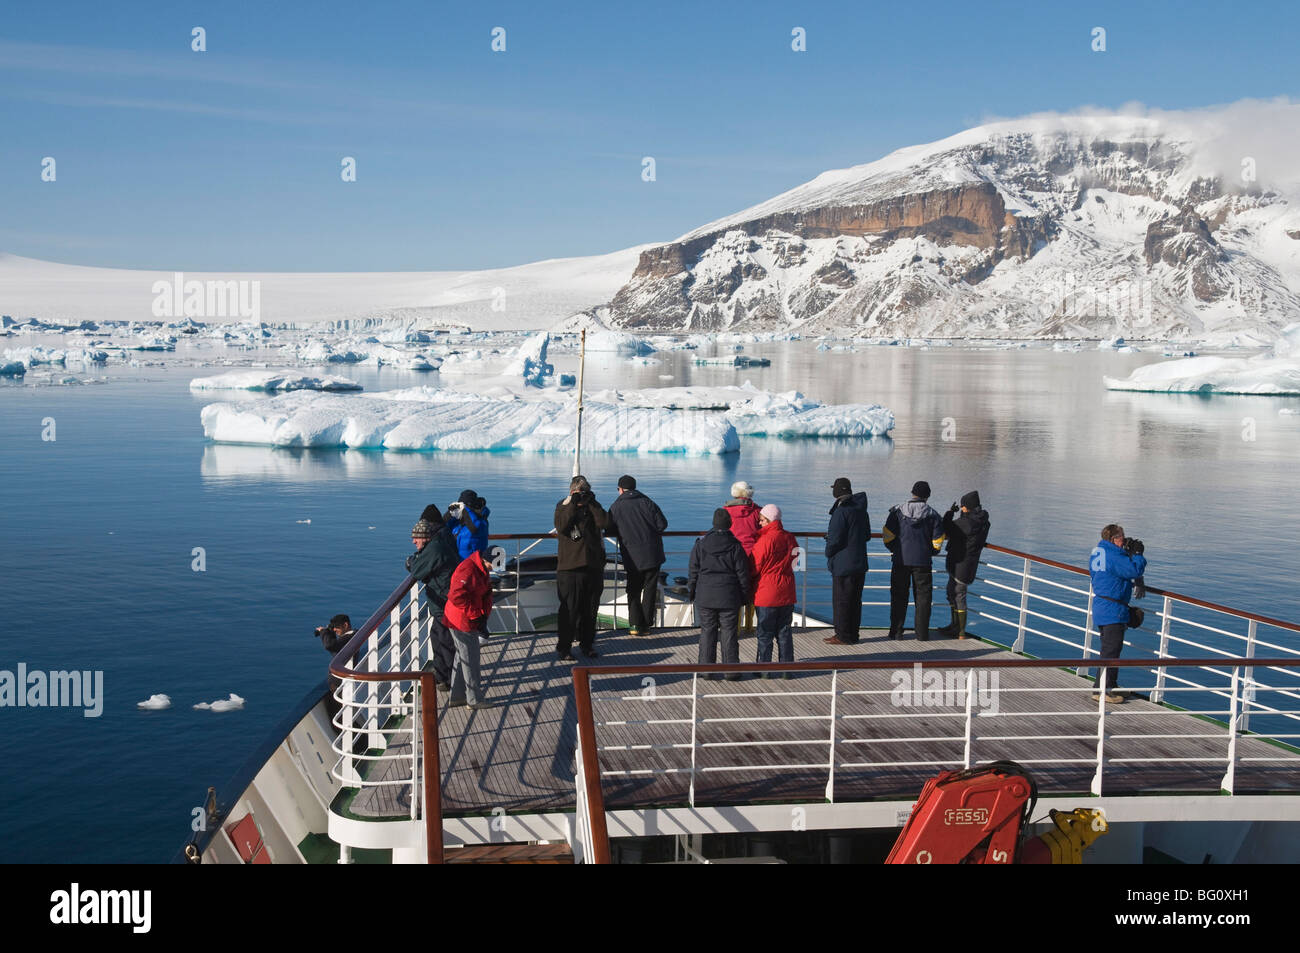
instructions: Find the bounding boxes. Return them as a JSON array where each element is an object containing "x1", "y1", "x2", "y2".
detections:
[
  {"x1": 961, "y1": 490, "x2": 981, "y2": 510},
  {"x1": 712, "y1": 508, "x2": 732, "y2": 530},
  {"x1": 730, "y1": 480, "x2": 754, "y2": 499},
  {"x1": 832, "y1": 477, "x2": 852, "y2": 497},
  {"x1": 618, "y1": 475, "x2": 637, "y2": 490},
  {"x1": 458, "y1": 489, "x2": 478, "y2": 506},
  {"x1": 419, "y1": 504, "x2": 444, "y2": 525},
  {"x1": 570, "y1": 475, "x2": 591, "y2": 494},
  {"x1": 911, "y1": 481, "x2": 931, "y2": 500},
  {"x1": 411, "y1": 519, "x2": 435, "y2": 540},
  {"x1": 760, "y1": 504, "x2": 781, "y2": 522}
]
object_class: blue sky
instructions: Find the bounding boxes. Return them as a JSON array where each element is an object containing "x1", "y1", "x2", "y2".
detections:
[{"x1": 2, "y1": 0, "x2": 1298, "y2": 271}]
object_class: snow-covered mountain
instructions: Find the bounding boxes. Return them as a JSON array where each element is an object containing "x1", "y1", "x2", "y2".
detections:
[{"x1": 609, "y1": 108, "x2": 1300, "y2": 342}]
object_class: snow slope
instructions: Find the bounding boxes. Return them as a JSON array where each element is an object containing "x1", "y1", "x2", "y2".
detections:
[{"x1": 0, "y1": 245, "x2": 649, "y2": 329}]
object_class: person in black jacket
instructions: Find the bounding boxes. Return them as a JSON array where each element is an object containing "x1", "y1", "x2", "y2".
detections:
[
  {"x1": 606, "y1": 474, "x2": 669, "y2": 637},
  {"x1": 935, "y1": 491, "x2": 991, "y2": 639},
  {"x1": 554, "y1": 475, "x2": 609, "y2": 661},
  {"x1": 407, "y1": 515, "x2": 461, "y2": 689},
  {"x1": 689, "y1": 509, "x2": 751, "y2": 680},
  {"x1": 882, "y1": 481, "x2": 945, "y2": 640},
  {"x1": 823, "y1": 477, "x2": 871, "y2": 646}
]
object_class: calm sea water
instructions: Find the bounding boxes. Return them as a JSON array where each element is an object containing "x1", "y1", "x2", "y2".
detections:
[{"x1": 2, "y1": 338, "x2": 1298, "y2": 862}]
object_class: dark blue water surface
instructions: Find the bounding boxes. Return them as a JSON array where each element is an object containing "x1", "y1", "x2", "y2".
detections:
[{"x1": 1, "y1": 339, "x2": 1298, "y2": 862}]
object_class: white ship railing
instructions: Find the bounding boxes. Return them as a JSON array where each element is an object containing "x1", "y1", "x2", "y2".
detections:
[
  {"x1": 569, "y1": 656, "x2": 1300, "y2": 865},
  {"x1": 326, "y1": 531, "x2": 1300, "y2": 863}
]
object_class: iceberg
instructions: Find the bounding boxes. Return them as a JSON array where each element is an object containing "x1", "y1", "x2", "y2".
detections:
[
  {"x1": 584, "y1": 331, "x2": 655, "y2": 355},
  {"x1": 189, "y1": 371, "x2": 363, "y2": 392},
  {"x1": 137, "y1": 694, "x2": 172, "y2": 710},
  {"x1": 1, "y1": 361, "x2": 27, "y2": 376},
  {"x1": 501, "y1": 332, "x2": 553, "y2": 387},
  {"x1": 4, "y1": 346, "x2": 66, "y2": 367},
  {"x1": 1104, "y1": 352, "x2": 1300, "y2": 395},
  {"x1": 201, "y1": 388, "x2": 740, "y2": 453}
]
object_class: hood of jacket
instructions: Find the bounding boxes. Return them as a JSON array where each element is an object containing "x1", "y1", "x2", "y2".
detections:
[
  {"x1": 830, "y1": 491, "x2": 868, "y2": 515},
  {"x1": 896, "y1": 498, "x2": 934, "y2": 521}
]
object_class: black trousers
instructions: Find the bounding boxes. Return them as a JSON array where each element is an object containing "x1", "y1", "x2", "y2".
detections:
[
  {"x1": 427, "y1": 608, "x2": 456, "y2": 686},
  {"x1": 831, "y1": 572, "x2": 866, "y2": 642},
  {"x1": 697, "y1": 606, "x2": 740, "y2": 666},
  {"x1": 623, "y1": 562, "x2": 661, "y2": 631},
  {"x1": 557, "y1": 567, "x2": 604, "y2": 654},
  {"x1": 890, "y1": 563, "x2": 933, "y2": 638},
  {"x1": 1094, "y1": 623, "x2": 1126, "y2": 690}
]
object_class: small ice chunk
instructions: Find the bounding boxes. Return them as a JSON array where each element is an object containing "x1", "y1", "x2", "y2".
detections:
[
  {"x1": 194, "y1": 693, "x2": 245, "y2": 711},
  {"x1": 137, "y1": 693, "x2": 172, "y2": 710}
]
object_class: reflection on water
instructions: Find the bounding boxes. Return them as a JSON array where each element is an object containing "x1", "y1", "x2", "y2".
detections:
[{"x1": 1, "y1": 341, "x2": 1299, "y2": 862}]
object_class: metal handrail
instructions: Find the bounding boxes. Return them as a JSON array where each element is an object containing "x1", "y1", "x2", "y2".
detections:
[
  {"x1": 325, "y1": 530, "x2": 1300, "y2": 864},
  {"x1": 571, "y1": 657, "x2": 1300, "y2": 864}
]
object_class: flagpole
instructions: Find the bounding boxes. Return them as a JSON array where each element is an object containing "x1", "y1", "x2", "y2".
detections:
[{"x1": 573, "y1": 327, "x2": 586, "y2": 478}]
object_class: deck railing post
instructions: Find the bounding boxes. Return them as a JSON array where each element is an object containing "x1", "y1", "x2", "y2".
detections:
[
  {"x1": 1078, "y1": 587, "x2": 1096, "y2": 679},
  {"x1": 688, "y1": 673, "x2": 699, "y2": 808},
  {"x1": 825, "y1": 668, "x2": 839, "y2": 803},
  {"x1": 410, "y1": 681, "x2": 420, "y2": 821},
  {"x1": 1013, "y1": 557, "x2": 1032, "y2": 654},
  {"x1": 1090, "y1": 680, "x2": 1107, "y2": 797},
  {"x1": 1152, "y1": 595, "x2": 1173, "y2": 704},
  {"x1": 1241, "y1": 620, "x2": 1258, "y2": 732},
  {"x1": 1221, "y1": 666, "x2": 1241, "y2": 795},
  {"x1": 799, "y1": 537, "x2": 809, "y2": 629},
  {"x1": 962, "y1": 669, "x2": 975, "y2": 769}
]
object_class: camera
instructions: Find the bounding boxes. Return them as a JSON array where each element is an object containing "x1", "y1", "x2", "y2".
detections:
[{"x1": 1123, "y1": 537, "x2": 1145, "y2": 557}]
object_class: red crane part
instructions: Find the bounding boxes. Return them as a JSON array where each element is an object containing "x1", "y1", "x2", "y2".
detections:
[{"x1": 886, "y1": 761, "x2": 1037, "y2": 865}]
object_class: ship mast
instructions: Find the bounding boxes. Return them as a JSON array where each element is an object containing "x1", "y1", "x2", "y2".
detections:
[{"x1": 573, "y1": 327, "x2": 586, "y2": 478}]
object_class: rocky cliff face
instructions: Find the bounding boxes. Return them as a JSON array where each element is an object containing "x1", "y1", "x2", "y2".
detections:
[{"x1": 607, "y1": 118, "x2": 1300, "y2": 342}]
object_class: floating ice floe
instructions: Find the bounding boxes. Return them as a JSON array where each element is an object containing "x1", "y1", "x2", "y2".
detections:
[
  {"x1": 584, "y1": 331, "x2": 656, "y2": 355},
  {"x1": 693, "y1": 355, "x2": 771, "y2": 367},
  {"x1": 1104, "y1": 325, "x2": 1300, "y2": 395},
  {"x1": 0, "y1": 361, "x2": 26, "y2": 376},
  {"x1": 202, "y1": 389, "x2": 739, "y2": 453},
  {"x1": 194, "y1": 693, "x2": 245, "y2": 711},
  {"x1": 137, "y1": 694, "x2": 172, "y2": 710},
  {"x1": 189, "y1": 371, "x2": 363, "y2": 392},
  {"x1": 4, "y1": 346, "x2": 66, "y2": 367},
  {"x1": 124, "y1": 335, "x2": 176, "y2": 351}
]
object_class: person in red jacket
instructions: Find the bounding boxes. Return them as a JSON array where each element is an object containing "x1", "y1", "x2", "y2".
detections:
[
  {"x1": 751, "y1": 504, "x2": 798, "y2": 675},
  {"x1": 442, "y1": 550, "x2": 495, "y2": 710}
]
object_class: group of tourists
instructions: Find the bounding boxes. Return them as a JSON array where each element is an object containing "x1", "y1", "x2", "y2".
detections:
[{"x1": 315, "y1": 474, "x2": 1146, "y2": 709}]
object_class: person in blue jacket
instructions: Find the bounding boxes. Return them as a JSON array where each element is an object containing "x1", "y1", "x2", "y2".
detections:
[
  {"x1": 882, "y1": 481, "x2": 945, "y2": 640},
  {"x1": 446, "y1": 489, "x2": 491, "y2": 559},
  {"x1": 1089, "y1": 523, "x2": 1148, "y2": 703}
]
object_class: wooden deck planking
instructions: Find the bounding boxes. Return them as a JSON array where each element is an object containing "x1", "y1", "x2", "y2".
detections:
[{"x1": 344, "y1": 625, "x2": 1300, "y2": 819}]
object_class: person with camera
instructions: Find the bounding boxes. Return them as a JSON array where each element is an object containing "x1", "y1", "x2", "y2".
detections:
[
  {"x1": 407, "y1": 514, "x2": 461, "y2": 691},
  {"x1": 446, "y1": 490, "x2": 491, "y2": 559},
  {"x1": 935, "y1": 491, "x2": 991, "y2": 639},
  {"x1": 606, "y1": 474, "x2": 669, "y2": 637},
  {"x1": 554, "y1": 475, "x2": 609, "y2": 662},
  {"x1": 313, "y1": 614, "x2": 354, "y2": 725},
  {"x1": 1089, "y1": 524, "x2": 1148, "y2": 704}
]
